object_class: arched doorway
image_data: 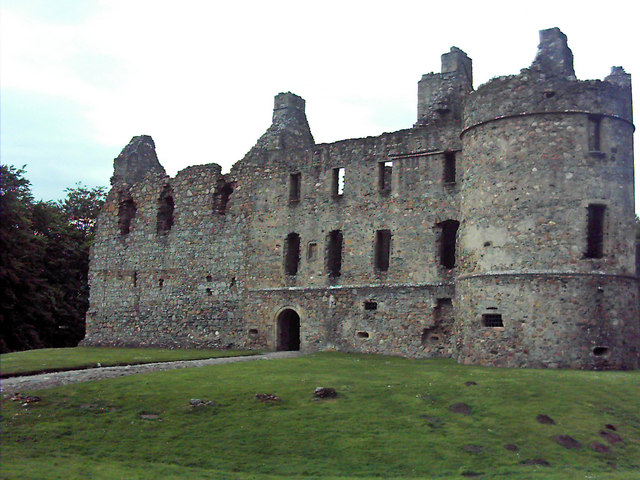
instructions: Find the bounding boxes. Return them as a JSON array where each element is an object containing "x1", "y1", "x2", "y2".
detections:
[{"x1": 277, "y1": 308, "x2": 300, "y2": 351}]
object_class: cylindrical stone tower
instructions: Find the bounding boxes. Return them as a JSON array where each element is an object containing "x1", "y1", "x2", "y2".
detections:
[{"x1": 455, "y1": 28, "x2": 639, "y2": 369}]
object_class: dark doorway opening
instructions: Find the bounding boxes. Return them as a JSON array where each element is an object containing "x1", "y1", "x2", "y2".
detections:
[{"x1": 277, "y1": 308, "x2": 300, "y2": 351}]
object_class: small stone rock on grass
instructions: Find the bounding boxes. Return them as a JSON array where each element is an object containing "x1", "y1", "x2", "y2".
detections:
[
  {"x1": 536, "y1": 414, "x2": 555, "y2": 425},
  {"x1": 504, "y1": 443, "x2": 519, "y2": 452},
  {"x1": 554, "y1": 435, "x2": 581, "y2": 449},
  {"x1": 449, "y1": 402, "x2": 472, "y2": 415},
  {"x1": 314, "y1": 387, "x2": 337, "y2": 399},
  {"x1": 189, "y1": 398, "x2": 217, "y2": 407},
  {"x1": 255, "y1": 393, "x2": 281, "y2": 403},
  {"x1": 599, "y1": 429, "x2": 623, "y2": 444},
  {"x1": 591, "y1": 442, "x2": 613, "y2": 454},
  {"x1": 9, "y1": 393, "x2": 40, "y2": 406}
]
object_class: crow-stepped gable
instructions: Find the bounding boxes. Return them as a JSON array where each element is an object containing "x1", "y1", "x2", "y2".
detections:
[{"x1": 84, "y1": 28, "x2": 639, "y2": 369}]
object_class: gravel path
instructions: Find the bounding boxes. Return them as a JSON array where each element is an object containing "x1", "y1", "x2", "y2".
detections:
[{"x1": 1, "y1": 351, "x2": 303, "y2": 394}]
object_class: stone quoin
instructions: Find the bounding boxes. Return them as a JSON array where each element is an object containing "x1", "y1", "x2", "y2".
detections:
[{"x1": 83, "y1": 28, "x2": 640, "y2": 369}]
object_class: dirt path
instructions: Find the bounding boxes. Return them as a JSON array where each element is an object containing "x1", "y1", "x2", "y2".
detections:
[{"x1": 1, "y1": 351, "x2": 303, "y2": 394}]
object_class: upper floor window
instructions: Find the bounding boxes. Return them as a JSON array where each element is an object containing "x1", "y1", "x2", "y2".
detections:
[
  {"x1": 588, "y1": 115, "x2": 602, "y2": 152},
  {"x1": 156, "y1": 185, "x2": 174, "y2": 234},
  {"x1": 326, "y1": 229, "x2": 343, "y2": 277},
  {"x1": 443, "y1": 152, "x2": 456, "y2": 184},
  {"x1": 332, "y1": 167, "x2": 345, "y2": 198},
  {"x1": 437, "y1": 219, "x2": 459, "y2": 269},
  {"x1": 585, "y1": 204, "x2": 605, "y2": 259},
  {"x1": 213, "y1": 179, "x2": 233, "y2": 215},
  {"x1": 118, "y1": 192, "x2": 136, "y2": 236},
  {"x1": 289, "y1": 173, "x2": 301, "y2": 203},
  {"x1": 374, "y1": 229, "x2": 391, "y2": 272},
  {"x1": 284, "y1": 233, "x2": 301, "y2": 276},
  {"x1": 378, "y1": 161, "x2": 392, "y2": 194}
]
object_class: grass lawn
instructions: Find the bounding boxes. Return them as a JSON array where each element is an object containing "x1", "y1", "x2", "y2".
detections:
[
  {"x1": 2, "y1": 352, "x2": 639, "y2": 479},
  {"x1": 0, "y1": 347, "x2": 259, "y2": 377}
]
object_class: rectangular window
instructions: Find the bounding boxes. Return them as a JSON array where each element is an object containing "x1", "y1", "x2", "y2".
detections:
[
  {"x1": 364, "y1": 300, "x2": 378, "y2": 311},
  {"x1": 307, "y1": 242, "x2": 318, "y2": 261},
  {"x1": 378, "y1": 161, "x2": 393, "y2": 194},
  {"x1": 284, "y1": 233, "x2": 301, "y2": 275},
  {"x1": 585, "y1": 204, "x2": 605, "y2": 259},
  {"x1": 374, "y1": 229, "x2": 391, "y2": 272},
  {"x1": 443, "y1": 152, "x2": 456, "y2": 184},
  {"x1": 438, "y1": 220, "x2": 459, "y2": 268},
  {"x1": 588, "y1": 115, "x2": 601, "y2": 152},
  {"x1": 332, "y1": 167, "x2": 345, "y2": 197},
  {"x1": 326, "y1": 230, "x2": 343, "y2": 277},
  {"x1": 482, "y1": 314, "x2": 504, "y2": 327},
  {"x1": 289, "y1": 173, "x2": 301, "y2": 203}
]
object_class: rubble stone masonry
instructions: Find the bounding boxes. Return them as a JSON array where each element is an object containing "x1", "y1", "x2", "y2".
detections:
[{"x1": 84, "y1": 28, "x2": 639, "y2": 369}]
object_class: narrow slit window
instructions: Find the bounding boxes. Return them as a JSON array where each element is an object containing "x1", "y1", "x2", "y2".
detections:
[
  {"x1": 588, "y1": 115, "x2": 602, "y2": 152},
  {"x1": 118, "y1": 194, "x2": 136, "y2": 235},
  {"x1": 378, "y1": 161, "x2": 393, "y2": 194},
  {"x1": 482, "y1": 314, "x2": 503, "y2": 327},
  {"x1": 374, "y1": 229, "x2": 391, "y2": 272},
  {"x1": 284, "y1": 233, "x2": 301, "y2": 276},
  {"x1": 156, "y1": 185, "x2": 174, "y2": 234},
  {"x1": 444, "y1": 152, "x2": 456, "y2": 184},
  {"x1": 585, "y1": 204, "x2": 605, "y2": 259},
  {"x1": 332, "y1": 167, "x2": 345, "y2": 197},
  {"x1": 326, "y1": 229, "x2": 343, "y2": 277},
  {"x1": 307, "y1": 242, "x2": 318, "y2": 261},
  {"x1": 289, "y1": 173, "x2": 301, "y2": 203},
  {"x1": 437, "y1": 220, "x2": 459, "y2": 268}
]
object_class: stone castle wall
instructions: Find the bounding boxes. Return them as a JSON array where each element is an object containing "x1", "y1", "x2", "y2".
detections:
[{"x1": 84, "y1": 28, "x2": 639, "y2": 369}]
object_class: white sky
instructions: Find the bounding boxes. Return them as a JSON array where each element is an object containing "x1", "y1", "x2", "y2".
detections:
[{"x1": 1, "y1": 0, "x2": 638, "y2": 211}]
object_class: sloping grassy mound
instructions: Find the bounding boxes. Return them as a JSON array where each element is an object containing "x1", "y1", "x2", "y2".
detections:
[
  {"x1": 2, "y1": 352, "x2": 639, "y2": 479},
  {"x1": 0, "y1": 347, "x2": 258, "y2": 377}
]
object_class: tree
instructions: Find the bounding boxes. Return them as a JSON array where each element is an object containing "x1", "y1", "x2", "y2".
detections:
[{"x1": 0, "y1": 166, "x2": 106, "y2": 352}]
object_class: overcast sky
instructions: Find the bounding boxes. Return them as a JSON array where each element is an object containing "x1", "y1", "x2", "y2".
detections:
[{"x1": 1, "y1": 0, "x2": 638, "y2": 210}]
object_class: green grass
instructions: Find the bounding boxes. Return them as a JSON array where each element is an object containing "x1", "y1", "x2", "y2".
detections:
[
  {"x1": 2, "y1": 352, "x2": 639, "y2": 479},
  {"x1": 0, "y1": 347, "x2": 259, "y2": 377}
]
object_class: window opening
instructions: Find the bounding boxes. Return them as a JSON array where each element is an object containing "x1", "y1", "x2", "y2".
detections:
[
  {"x1": 585, "y1": 204, "x2": 605, "y2": 259},
  {"x1": 364, "y1": 301, "x2": 378, "y2": 311},
  {"x1": 438, "y1": 220, "x2": 459, "y2": 268},
  {"x1": 206, "y1": 288, "x2": 212, "y2": 296},
  {"x1": 158, "y1": 278, "x2": 164, "y2": 288},
  {"x1": 289, "y1": 172, "x2": 301, "y2": 203},
  {"x1": 326, "y1": 230, "x2": 343, "y2": 277},
  {"x1": 374, "y1": 229, "x2": 391, "y2": 272},
  {"x1": 156, "y1": 185, "x2": 174, "y2": 234},
  {"x1": 213, "y1": 179, "x2": 234, "y2": 215},
  {"x1": 133, "y1": 271, "x2": 138, "y2": 287},
  {"x1": 482, "y1": 314, "x2": 504, "y2": 327},
  {"x1": 588, "y1": 115, "x2": 602, "y2": 152},
  {"x1": 118, "y1": 193, "x2": 136, "y2": 235},
  {"x1": 356, "y1": 331, "x2": 370, "y2": 339},
  {"x1": 307, "y1": 242, "x2": 318, "y2": 261},
  {"x1": 206, "y1": 275, "x2": 212, "y2": 282},
  {"x1": 284, "y1": 233, "x2": 301, "y2": 276},
  {"x1": 378, "y1": 161, "x2": 393, "y2": 194},
  {"x1": 593, "y1": 346, "x2": 609, "y2": 356},
  {"x1": 332, "y1": 167, "x2": 345, "y2": 197},
  {"x1": 444, "y1": 152, "x2": 456, "y2": 184}
]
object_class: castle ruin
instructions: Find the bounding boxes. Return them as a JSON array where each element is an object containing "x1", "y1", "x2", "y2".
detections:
[{"x1": 84, "y1": 28, "x2": 639, "y2": 369}]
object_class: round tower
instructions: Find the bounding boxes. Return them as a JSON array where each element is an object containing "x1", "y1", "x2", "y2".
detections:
[{"x1": 455, "y1": 28, "x2": 639, "y2": 369}]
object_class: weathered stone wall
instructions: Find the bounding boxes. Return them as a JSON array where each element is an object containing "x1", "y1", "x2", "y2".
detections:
[
  {"x1": 455, "y1": 28, "x2": 638, "y2": 368},
  {"x1": 85, "y1": 164, "x2": 247, "y2": 348},
  {"x1": 84, "y1": 28, "x2": 639, "y2": 369}
]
